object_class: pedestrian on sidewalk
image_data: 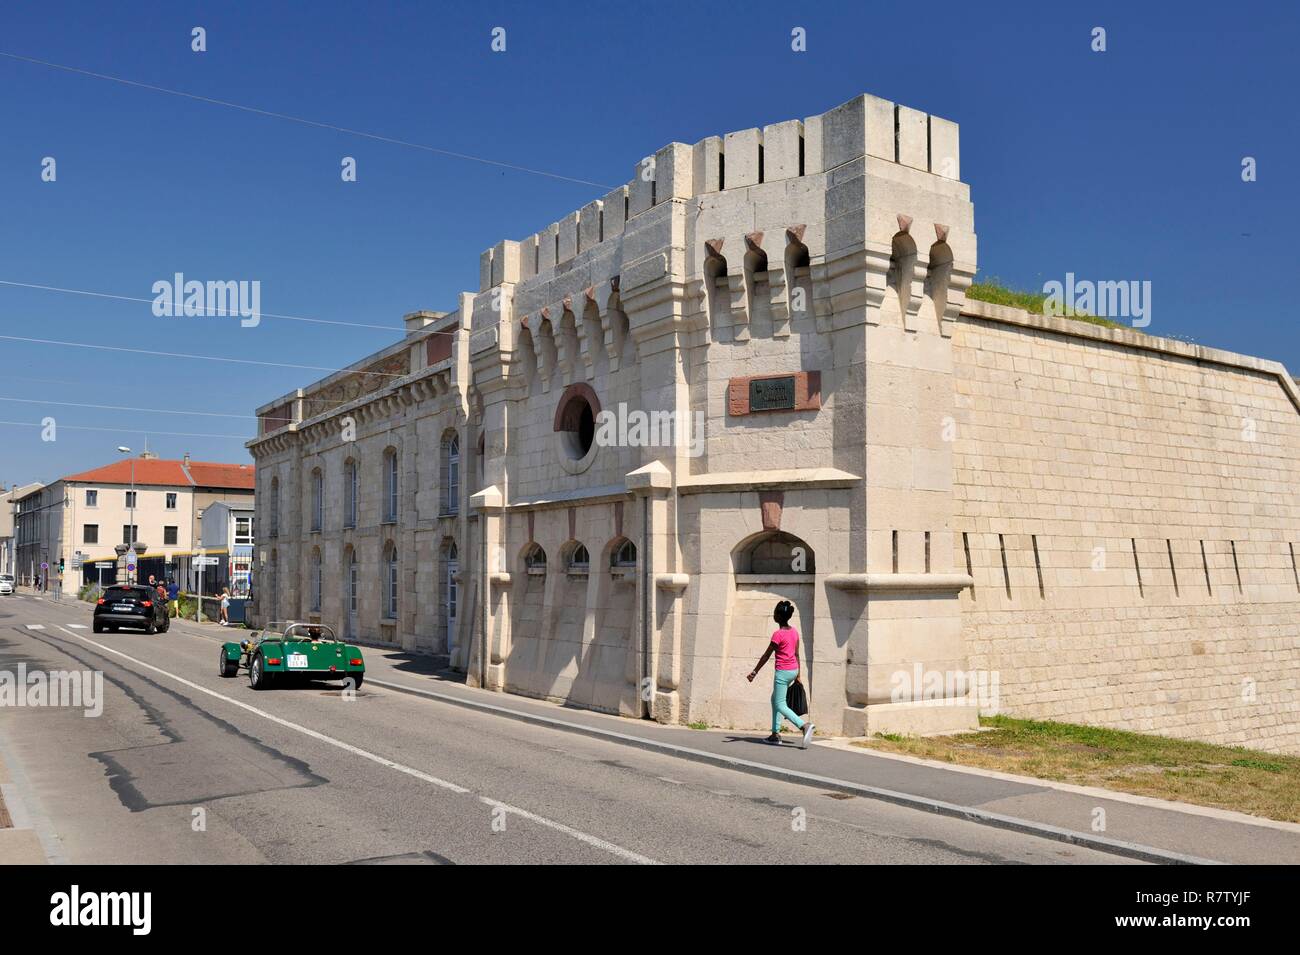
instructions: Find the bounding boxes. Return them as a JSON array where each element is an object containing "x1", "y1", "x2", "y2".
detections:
[
  {"x1": 219, "y1": 587, "x2": 230, "y2": 626},
  {"x1": 746, "y1": 600, "x2": 815, "y2": 748},
  {"x1": 167, "y1": 579, "x2": 180, "y2": 617}
]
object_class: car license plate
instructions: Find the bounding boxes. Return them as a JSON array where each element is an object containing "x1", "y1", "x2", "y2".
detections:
[
  {"x1": 113, "y1": 603, "x2": 133, "y2": 611},
  {"x1": 287, "y1": 653, "x2": 309, "y2": 669}
]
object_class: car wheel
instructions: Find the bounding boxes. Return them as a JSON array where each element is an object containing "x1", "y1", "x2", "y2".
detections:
[
  {"x1": 348, "y1": 673, "x2": 364, "y2": 691},
  {"x1": 161, "y1": 616, "x2": 171, "y2": 633},
  {"x1": 145, "y1": 619, "x2": 157, "y2": 635},
  {"x1": 218, "y1": 649, "x2": 238, "y2": 678},
  {"x1": 249, "y1": 654, "x2": 271, "y2": 690},
  {"x1": 92, "y1": 621, "x2": 103, "y2": 634}
]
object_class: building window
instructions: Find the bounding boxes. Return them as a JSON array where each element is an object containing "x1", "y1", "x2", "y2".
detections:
[
  {"x1": 125, "y1": 491, "x2": 137, "y2": 509},
  {"x1": 164, "y1": 526, "x2": 178, "y2": 546},
  {"x1": 310, "y1": 548, "x2": 322, "y2": 612},
  {"x1": 611, "y1": 538, "x2": 637, "y2": 568},
  {"x1": 556, "y1": 387, "x2": 598, "y2": 462},
  {"x1": 268, "y1": 550, "x2": 279, "y2": 624},
  {"x1": 738, "y1": 531, "x2": 816, "y2": 575},
  {"x1": 445, "y1": 541, "x2": 458, "y2": 638},
  {"x1": 311, "y1": 469, "x2": 323, "y2": 532},
  {"x1": 122, "y1": 525, "x2": 138, "y2": 545},
  {"x1": 234, "y1": 516, "x2": 254, "y2": 545},
  {"x1": 85, "y1": 489, "x2": 97, "y2": 507},
  {"x1": 165, "y1": 492, "x2": 177, "y2": 510},
  {"x1": 269, "y1": 477, "x2": 280, "y2": 537},
  {"x1": 441, "y1": 432, "x2": 460, "y2": 515},
  {"x1": 383, "y1": 543, "x2": 398, "y2": 619},
  {"x1": 83, "y1": 524, "x2": 99, "y2": 545},
  {"x1": 383, "y1": 450, "x2": 398, "y2": 523},
  {"x1": 344, "y1": 459, "x2": 358, "y2": 528},
  {"x1": 523, "y1": 542, "x2": 547, "y2": 575},
  {"x1": 566, "y1": 543, "x2": 590, "y2": 574}
]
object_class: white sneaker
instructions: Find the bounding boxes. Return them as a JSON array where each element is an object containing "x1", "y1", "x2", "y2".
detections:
[{"x1": 801, "y1": 722, "x2": 815, "y2": 749}]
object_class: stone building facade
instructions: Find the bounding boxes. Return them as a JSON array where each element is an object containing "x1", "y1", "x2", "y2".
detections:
[{"x1": 249, "y1": 92, "x2": 1300, "y2": 753}]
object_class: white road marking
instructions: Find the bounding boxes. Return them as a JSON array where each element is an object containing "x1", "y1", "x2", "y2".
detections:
[
  {"x1": 66, "y1": 624, "x2": 88, "y2": 630},
  {"x1": 52, "y1": 626, "x2": 657, "y2": 865},
  {"x1": 24, "y1": 624, "x2": 45, "y2": 630}
]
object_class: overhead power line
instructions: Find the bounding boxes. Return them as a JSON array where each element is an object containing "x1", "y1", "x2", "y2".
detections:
[
  {"x1": 0, "y1": 51, "x2": 616, "y2": 189},
  {"x1": 0, "y1": 280, "x2": 406, "y2": 332}
]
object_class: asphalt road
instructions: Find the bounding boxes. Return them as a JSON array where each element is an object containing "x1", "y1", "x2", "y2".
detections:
[{"x1": 0, "y1": 592, "x2": 1134, "y2": 865}]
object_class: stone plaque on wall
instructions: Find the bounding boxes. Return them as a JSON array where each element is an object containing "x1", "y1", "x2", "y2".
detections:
[
  {"x1": 750, "y1": 376, "x2": 796, "y2": 411},
  {"x1": 728, "y1": 371, "x2": 821, "y2": 416}
]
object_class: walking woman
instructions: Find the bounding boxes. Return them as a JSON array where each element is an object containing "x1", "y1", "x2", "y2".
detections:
[{"x1": 747, "y1": 600, "x2": 815, "y2": 747}]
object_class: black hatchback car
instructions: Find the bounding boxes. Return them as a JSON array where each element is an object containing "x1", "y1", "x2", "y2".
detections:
[{"x1": 93, "y1": 585, "x2": 171, "y2": 634}]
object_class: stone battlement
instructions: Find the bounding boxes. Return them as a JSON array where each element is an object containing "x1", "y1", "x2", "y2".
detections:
[{"x1": 478, "y1": 93, "x2": 962, "y2": 291}]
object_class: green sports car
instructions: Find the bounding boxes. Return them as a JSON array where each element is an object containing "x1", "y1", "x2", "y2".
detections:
[{"x1": 219, "y1": 621, "x2": 365, "y2": 690}]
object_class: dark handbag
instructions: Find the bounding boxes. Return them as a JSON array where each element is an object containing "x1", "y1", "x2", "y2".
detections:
[{"x1": 786, "y1": 677, "x2": 808, "y2": 717}]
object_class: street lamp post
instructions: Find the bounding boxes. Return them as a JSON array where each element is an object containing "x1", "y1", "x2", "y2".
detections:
[{"x1": 117, "y1": 447, "x2": 137, "y2": 584}]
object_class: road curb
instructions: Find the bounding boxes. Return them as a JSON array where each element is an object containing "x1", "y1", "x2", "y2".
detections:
[{"x1": 365, "y1": 677, "x2": 1217, "y2": 866}]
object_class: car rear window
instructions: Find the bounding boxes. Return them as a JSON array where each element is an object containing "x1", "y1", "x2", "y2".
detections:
[{"x1": 104, "y1": 587, "x2": 148, "y2": 601}]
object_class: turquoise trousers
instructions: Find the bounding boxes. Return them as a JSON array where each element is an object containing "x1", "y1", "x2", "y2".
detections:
[{"x1": 771, "y1": 669, "x2": 805, "y2": 733}]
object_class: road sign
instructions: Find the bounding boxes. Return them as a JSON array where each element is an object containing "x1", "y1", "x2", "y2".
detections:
[
  {"x1": 194, "y1": 557, "x2": 219, "y2": 566},
  {"x1": 41, "y1": 562, "x2": 48, "y2": 570},
  {"x1": 95, "y1": 562, "x2": 113, "y2": 569},
  {"x1": 126, "y1": 561, "x2": 136, "y2": 572}
]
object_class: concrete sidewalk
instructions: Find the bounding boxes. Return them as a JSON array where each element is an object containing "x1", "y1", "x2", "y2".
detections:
[{"x1": 75, "y1": 606, "x2": 1300, "y2": 865}]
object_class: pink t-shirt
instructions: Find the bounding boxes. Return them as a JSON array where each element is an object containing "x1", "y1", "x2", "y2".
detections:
[{"x1": 771, "y1": 626, "x2": 799, "y2": 671}]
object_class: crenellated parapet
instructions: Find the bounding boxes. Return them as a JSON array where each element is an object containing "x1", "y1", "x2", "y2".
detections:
[{"x1": 468, "y1": 91, "x2": 976, "y2": 387}]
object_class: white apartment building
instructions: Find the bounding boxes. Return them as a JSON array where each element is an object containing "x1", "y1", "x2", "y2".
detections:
[{"x1": 14, "y1": 454, "x2": 254, "y2": 589}]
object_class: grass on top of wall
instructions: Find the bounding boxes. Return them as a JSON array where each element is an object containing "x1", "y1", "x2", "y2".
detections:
[
  {"x1": 854, "y1": 714, "x2": 1300, "y2": 823},
  {"x1": 966, "y1": 278, "x2": 1129, "y2": 330}
]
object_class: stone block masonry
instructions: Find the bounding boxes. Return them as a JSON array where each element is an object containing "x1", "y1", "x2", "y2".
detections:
[{"x1": 247, "y1": 91, "x2": 1300, "y2": 753}]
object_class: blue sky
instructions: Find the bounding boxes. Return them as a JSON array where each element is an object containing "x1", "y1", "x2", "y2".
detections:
[{"x1": 1, "y1": 0, "x2": 1296, "y2": 487}]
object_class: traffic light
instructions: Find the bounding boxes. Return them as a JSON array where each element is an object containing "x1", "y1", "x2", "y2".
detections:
[{"x1": 58, "y1": 557, "x2": 65, "y2": 574}]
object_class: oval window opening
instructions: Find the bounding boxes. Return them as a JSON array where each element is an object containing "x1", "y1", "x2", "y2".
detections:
[{"x1": 559, "y1": 394, "x2": 596, "y2": 461}]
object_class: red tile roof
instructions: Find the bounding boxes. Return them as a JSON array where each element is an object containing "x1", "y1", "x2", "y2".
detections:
[
  {"x1": 186, "y1": 461, "x2": 256, "y2": 490},
  {"x1": 61, "y1": 458, "x2": 254, "y2": 489}
]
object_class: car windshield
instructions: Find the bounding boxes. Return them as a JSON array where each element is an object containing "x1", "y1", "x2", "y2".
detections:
[
  {"x1": 104, "y1": 587, "x2": 149, "y2": 601},
  {"x1": 282, "y1": 623, "x2": 336, "y2": 642}
]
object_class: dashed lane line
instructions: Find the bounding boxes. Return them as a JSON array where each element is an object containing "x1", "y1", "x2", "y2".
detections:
[{"x1": 50, "y1": 625, "x2": 657, "y2": 865}]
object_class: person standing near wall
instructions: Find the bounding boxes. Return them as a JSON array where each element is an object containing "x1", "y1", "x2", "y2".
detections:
[
  {"x1": 747, "y1": 600, "x2": 815, "y2": 748},
  {"x1": 167, "y1": 579, "x2": 180, "y2": 617}
]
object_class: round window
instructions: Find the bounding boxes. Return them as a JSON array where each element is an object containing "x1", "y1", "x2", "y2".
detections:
[{"x1": 558, "y1": 393, "x2": 596, "y2": 461}]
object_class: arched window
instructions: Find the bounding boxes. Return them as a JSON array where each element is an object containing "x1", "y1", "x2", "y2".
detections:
[
  {"x1": 343, "y1": 547, "x2": 358, "y2": 639},
  {"x1": 310, "y1": 468, "x2": 323, "y2": 532},
  {"x1": 523, "y1": 542, "x2": 547, "y2": 575},
  {"x1": 738, "y1": 531, "x2": 815, "y2": 575},
  {"x1": 441, "y1": 431, "x2": 460, "y2": 515},
  {"x1": 309, "y1": 547, "x2": 322, "y2": 611},
  {"x1": 565, "y1": 542, "x2": 590, "y2": 574},
  {"x1": 383, "y1": 542, "x2": 398, "y2": 619},
  {"x1": 443, "y1": 540, "x2": 459, "y2": 651},
  {"x1": 383, "y1": 448, "x2": 398, "y2": 523},
  {"x1": 268, "y1": 548, "x2": 279, "y2": 622},
  {"x1": 269, "y1": 477, "x2": 280, "y2": 537},
  {"x1": 344, "y1": 458, "x2": 358, "y2": 528},
  {"x1": 610, "y1": 538, "x2": 637, "y2": 568}
]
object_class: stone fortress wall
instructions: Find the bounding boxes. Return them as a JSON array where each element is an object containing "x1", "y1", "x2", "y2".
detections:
[
  {"x1": 249, "y1": 90, "x2": 1300, "y2": 753},
  {"x1": 952, "y1": 301, "x2": 1300, "y2": 753}
]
